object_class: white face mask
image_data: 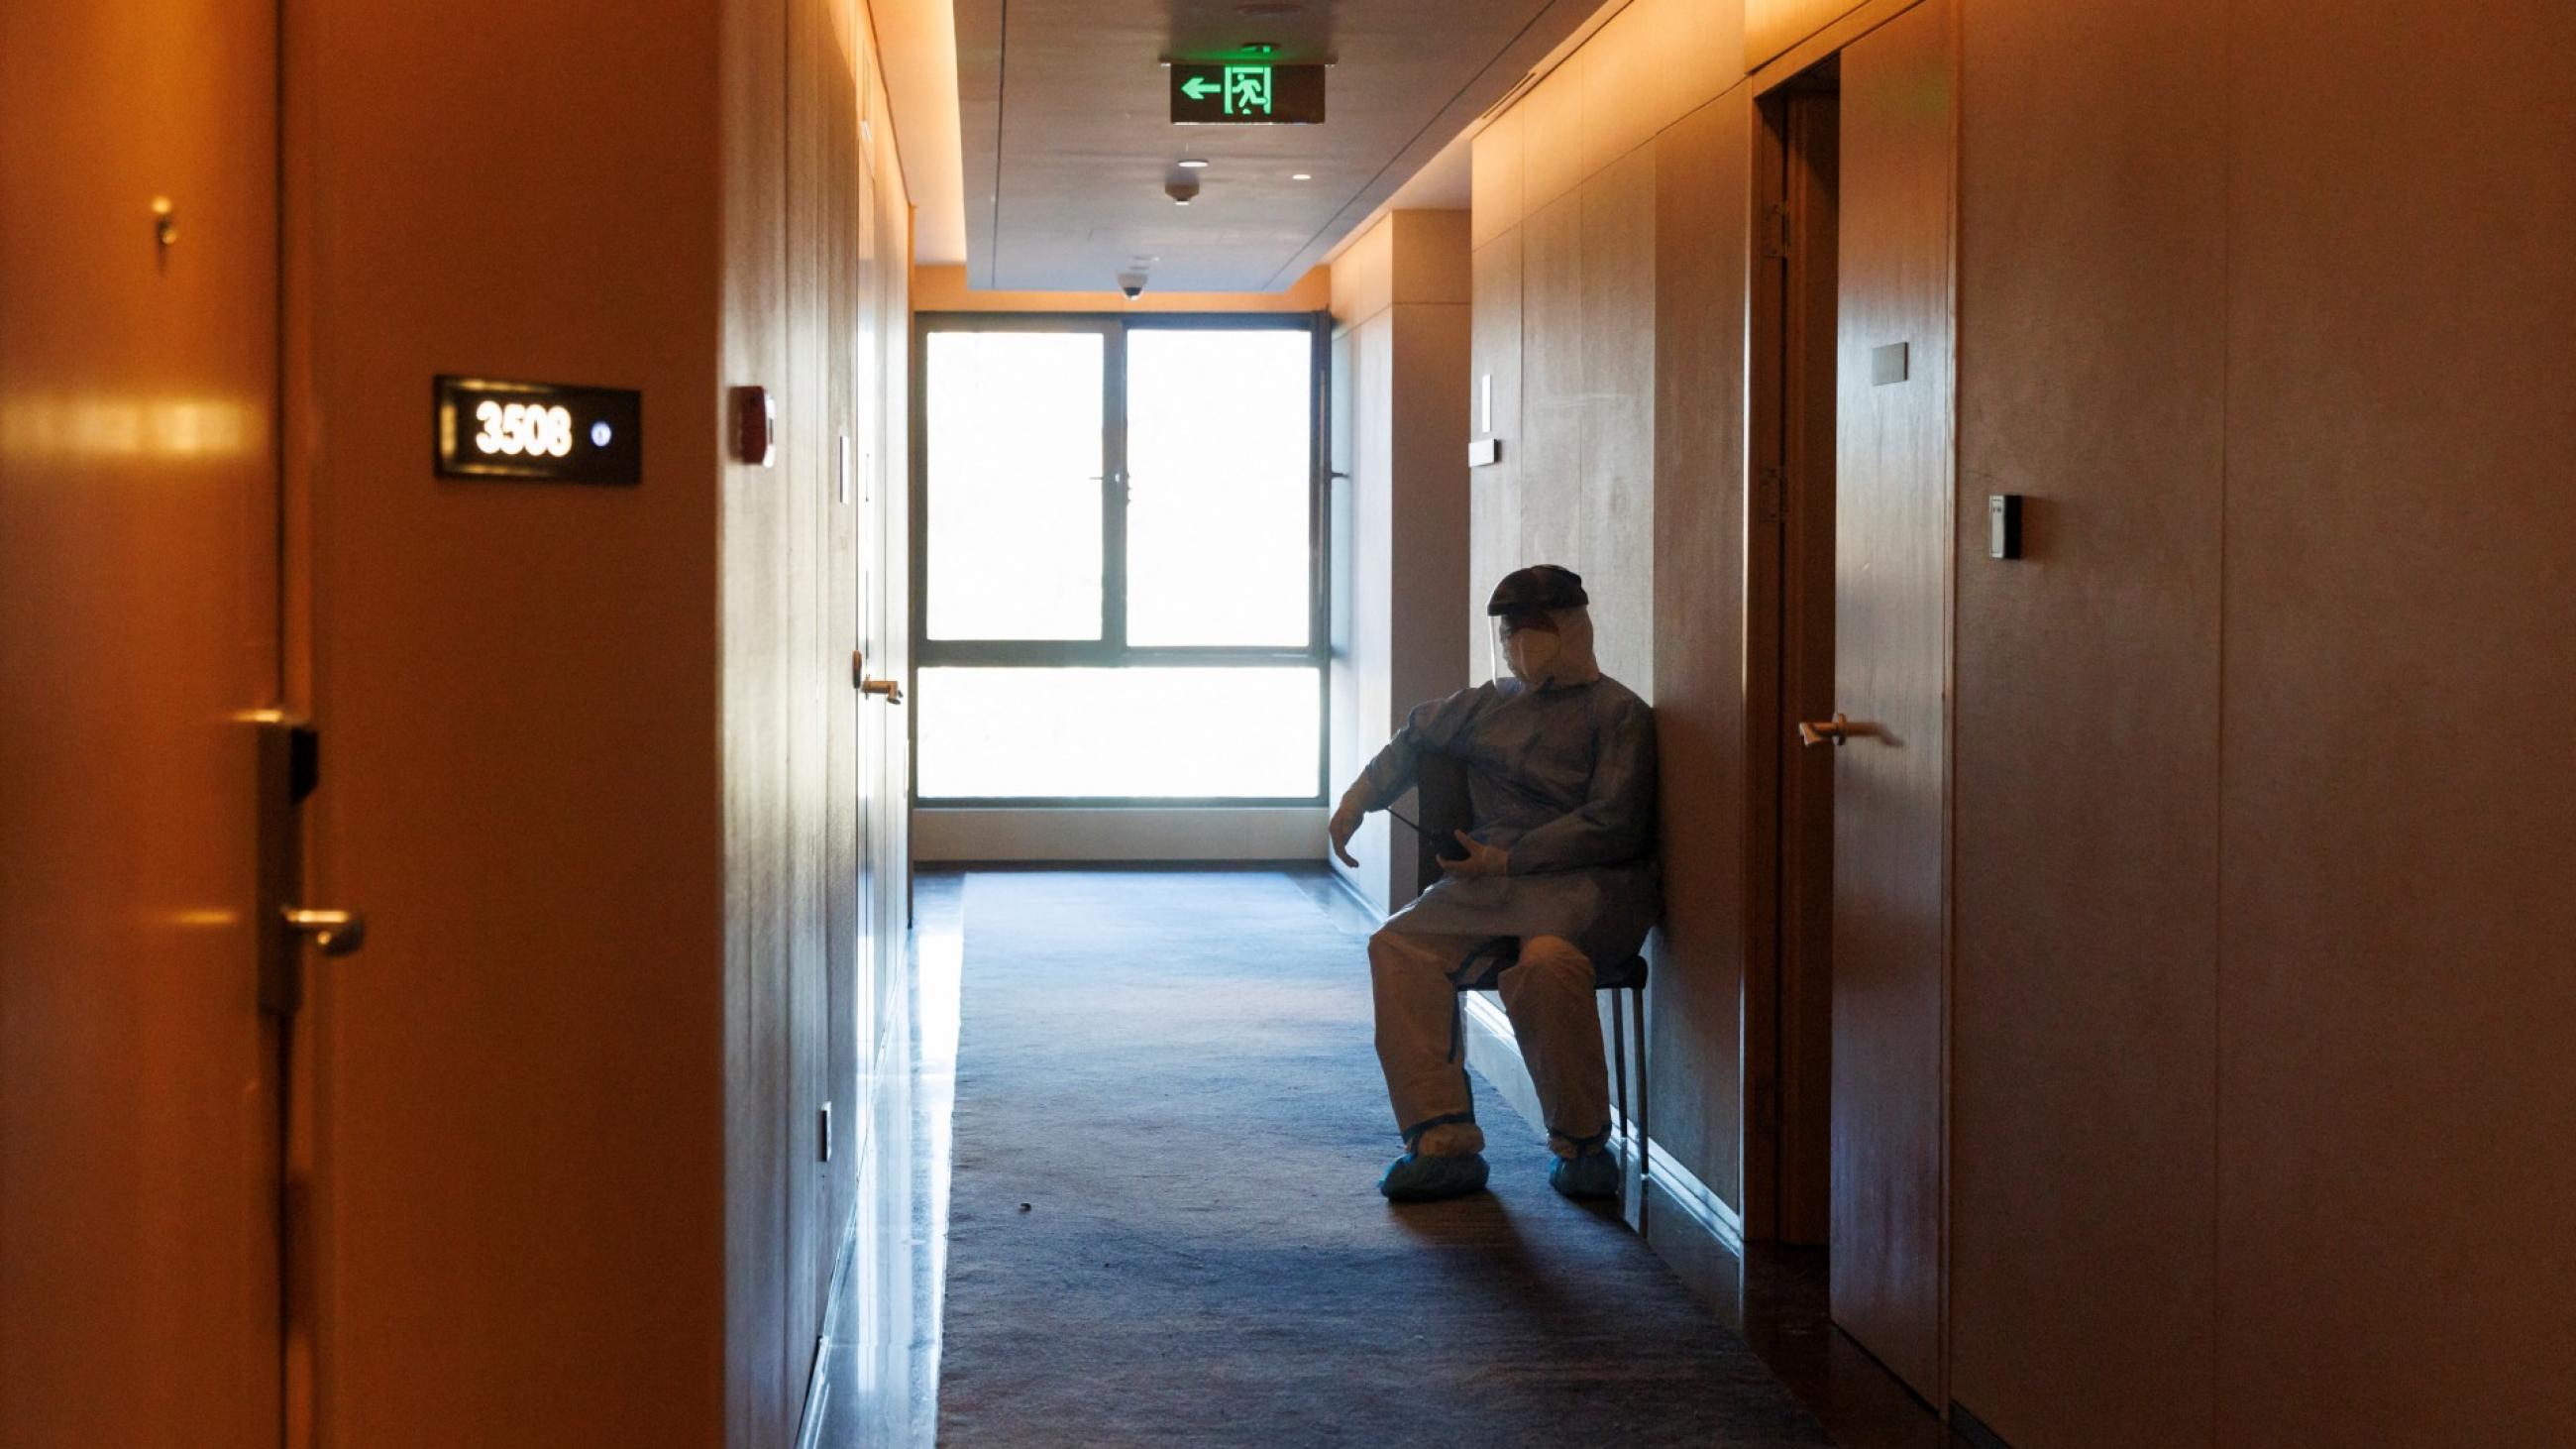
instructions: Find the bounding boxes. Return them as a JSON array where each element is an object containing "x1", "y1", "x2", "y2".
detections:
[{"x1": 1505, "y1": 628, "x2": 1561, "y2": 685}]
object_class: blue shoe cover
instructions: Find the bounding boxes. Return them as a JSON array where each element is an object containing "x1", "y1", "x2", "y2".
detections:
[
  {"x1": 1549, "y1": 1149, "x2": 1620, "y2": 1201},
  {"x1": 1379, "y1": 1151, "x2": 1490, "y2": 1202}
]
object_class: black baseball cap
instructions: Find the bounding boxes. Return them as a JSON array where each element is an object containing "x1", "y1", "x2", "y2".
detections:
[{"x1": 1486, "y1": 564, "x2": 1588, "y2": 616}]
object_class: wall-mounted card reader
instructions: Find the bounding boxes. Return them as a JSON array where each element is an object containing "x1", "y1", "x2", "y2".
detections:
[{"x1": 1988, "y1": 494, "x2": 2023, "y2": 559}]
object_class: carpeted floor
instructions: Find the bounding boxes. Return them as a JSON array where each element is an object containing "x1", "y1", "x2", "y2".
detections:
[{"x1": 935, "y1": 870, "x2": 1839, "y2": 1447}]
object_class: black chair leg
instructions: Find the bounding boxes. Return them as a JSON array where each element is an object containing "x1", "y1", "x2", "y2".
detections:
[
  {"x1": 1633, "y1": 982, "x2": 1650, "y2": 1232},
  {"x1": 1608, "y1": 988, "x2": 1629, "y2": 1162}
]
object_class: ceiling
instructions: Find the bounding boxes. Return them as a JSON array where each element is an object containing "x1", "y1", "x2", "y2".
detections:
[{"x1": 946, "y1": 0, "x2": 1603, "y2": 292}]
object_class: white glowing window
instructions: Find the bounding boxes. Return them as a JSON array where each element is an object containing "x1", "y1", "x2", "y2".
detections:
[
  {"x1": 916, "y1": 668, "x2": 1322, "y2": 800},
  {"x1": 1126, "y1": 330, "x2": 1313, "y2": 647},
  {"x1": 914, "y1": 317, "x2": 1322, "y2": 803},
  {"x1": 924, "y1": 331, "x2": 1106, "y2": 641}
]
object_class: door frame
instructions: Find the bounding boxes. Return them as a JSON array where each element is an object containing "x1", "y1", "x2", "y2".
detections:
[
  {"x1": 1734, "y1": 6, "x2": 1959, "y2": 1402},
  {"x1": 1746, "y1": 63, "x2": 1845, "y2": 1250}
]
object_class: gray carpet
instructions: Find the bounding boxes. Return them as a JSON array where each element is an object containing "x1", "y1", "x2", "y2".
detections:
[{"x1": 935, "y1": 870, "x2": 1838, "y2": 1447}]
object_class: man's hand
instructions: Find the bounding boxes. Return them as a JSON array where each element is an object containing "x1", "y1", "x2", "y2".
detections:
[
  {"x1": 1329, "y1": 798, "x2": 1365, "y2": 867},
  {"x1": 1441, "y1": 831, "x2": 1510, "y2": 879}
]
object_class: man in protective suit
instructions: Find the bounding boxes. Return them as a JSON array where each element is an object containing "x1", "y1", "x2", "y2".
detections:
[{"x1": 1329, "y1": 565, "x2": 1660, "y2": 1202}]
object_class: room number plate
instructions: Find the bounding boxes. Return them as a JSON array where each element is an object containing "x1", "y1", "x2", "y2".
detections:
[{"x1": 434, "y1": 376, "x2": 643, "y2": 485}]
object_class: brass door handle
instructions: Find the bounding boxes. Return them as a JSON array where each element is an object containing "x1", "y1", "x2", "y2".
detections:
[
  {"x1": 1797, "y1": 713, "x2": 1850, "y2": 747},
  {"x1": 852, "y1": 649, "x2": 904, "y2": 704},
  {"x1": 283, "y1": 907, "x2": 367, "y2": 956}
]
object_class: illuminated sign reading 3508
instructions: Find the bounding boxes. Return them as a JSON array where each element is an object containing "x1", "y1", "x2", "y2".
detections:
[
  {"x1": 474, "y1": 399, "x2": 576, "y2": 459},
  {"x1": 434, "y1": 376, "x2": 640, "y2": 484}
]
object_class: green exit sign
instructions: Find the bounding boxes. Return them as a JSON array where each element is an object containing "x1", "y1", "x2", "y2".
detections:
[{"x1": 1170, "y1": 63, "x2": 1326, "y2": 125}]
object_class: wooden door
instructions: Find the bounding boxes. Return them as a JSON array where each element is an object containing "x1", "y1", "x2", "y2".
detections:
[
  {"x1": 1828, "y1": 0, "x2": 1953, "y2": 1403},
  {"x1": 0, "y1": 0, "x2": 285, "y2": 1441},
  {"x1": 861, "y1": 91, "x2": 909, "y2": 1095}
]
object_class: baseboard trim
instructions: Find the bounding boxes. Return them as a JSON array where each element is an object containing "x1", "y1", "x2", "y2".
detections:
[
  {"x1": 1321, "y1": 865, "x2": 1382, "y2": 922},
  {"x1": 1642, "y1": 1120, "x2": 1746, "y2": 1256},
  {"x1": 794, "y1": 1202, "x2": 860, "y2": 1449},
  {"x1": 912, "y1": 806, "x2": 1327, "y2": 862},
  {"x1": 1459, "y1": 992, "x2": 1743, "y2": 1259}
]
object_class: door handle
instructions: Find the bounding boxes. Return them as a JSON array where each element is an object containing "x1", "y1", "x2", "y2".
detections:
[
  {"x1": 283, "y1": 908, "x2": 368, "y2": 956},
  {"x1": 1798, "y1": 713, "x2": 1851, "y2": 747},
  {"x1": 852, "y1": 650, "x2": 904, "y2": 705}
]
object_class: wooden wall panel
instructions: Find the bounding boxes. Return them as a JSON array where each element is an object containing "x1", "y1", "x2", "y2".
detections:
[
  {"x1": 1664, "y1": 0, "x2": 1750, "y2": 124},
  {"x1": 1467, "y1": 233, "x2": 1524, "y2": 684},
  {"x1": 1576, "y1": 149, "x2": 1658, "y2": 696},
  {"x1": 1578, "y1": 0, "x2": 1664, "y2": 178},
  {"x1": 1388, "y1": 298, "x2": 1474, "y2": 899},
  {"x1": 720, "y1": 0, "x2": 794, "y2": 1437},
  {"x1": 1390, "y1": 211, "x2": 1474, "y2": 305},
  {"x1": 1330, "y1": 216, "x2": 1396, "y2": 326},
  {"x1": 1348, "y1": 312, "x2": 1398, "y2": 905},
  {"x1": 1520, "y1": 55, "x2": 1590, "y2": 217},
  {"x1": 1745, "y1": 0, "x2": 1869, "y2": 72},
  {"x1": 1649, "y1": 90, "x2": 1755, "y2": 1214},
  {"x1": 2217, "y1": 2, "x2": 2576, "y2": 1441},
  {"x1": 1466, "y1": 2, "x2": 1767, "y2": 1225},
  {"x1": 1517, "y1": 193, "x2": 1584, "y2": 583},
  {"x1": 1470, "y1": 110, "x2": 1525, "y2": 248},
  {"x1": 1329, "y1": 213, "x2": 1470, "y2": 907},
  {"x1": 784, "y1": 0, "x2": 838, "y2": 1393},
  {"x1": 1949, "y1": 0, "x2": 2224, "y2": 1441}
]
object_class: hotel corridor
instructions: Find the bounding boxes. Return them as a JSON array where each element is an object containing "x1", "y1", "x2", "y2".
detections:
[{"x1": 10, "y1": 0, "x2": 2574, "y2": 1443}]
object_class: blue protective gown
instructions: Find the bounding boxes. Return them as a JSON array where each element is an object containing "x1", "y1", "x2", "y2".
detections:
[{"x1": 1347, "y1": 673, "x2": 1661, "y2": 969}]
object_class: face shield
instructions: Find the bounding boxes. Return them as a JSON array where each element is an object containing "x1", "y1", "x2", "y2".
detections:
[{"x1": 1490, "y1": 606, "x2": 1601, "y2": 689}]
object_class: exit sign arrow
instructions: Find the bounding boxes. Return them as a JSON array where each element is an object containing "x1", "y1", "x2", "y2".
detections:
[{"x1": 1181, "y1": 75, "x2": 1220, "y2": 100}]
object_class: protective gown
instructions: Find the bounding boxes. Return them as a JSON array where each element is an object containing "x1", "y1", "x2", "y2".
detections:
[{"x1": 1346, "y1": 649, "x2": 1661, "y2": 973}]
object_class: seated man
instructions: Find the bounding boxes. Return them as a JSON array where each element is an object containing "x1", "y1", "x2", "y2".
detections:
[{"x1": 1329, "y1": 565, "x2": 1660, "y2": 1203}]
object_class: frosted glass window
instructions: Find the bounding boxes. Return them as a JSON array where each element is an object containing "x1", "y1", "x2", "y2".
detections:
[
  {"x1": 1125, "y1": 329, "x2": 1313, "y2": 646},
  {"x1": 924, "y1": 331, "x2": 1104, "y2": 640},
  {"x1": 916, "y1": 667, "x2": 1321, "y2": 799}
]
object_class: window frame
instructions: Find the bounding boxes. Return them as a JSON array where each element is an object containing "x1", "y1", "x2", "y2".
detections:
[{"x1": 909, "y1": 310, "x2": 1332, "y2": 809}]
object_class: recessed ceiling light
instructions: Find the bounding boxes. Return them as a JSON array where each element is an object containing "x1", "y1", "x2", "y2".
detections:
[
  {"x1": 1177, "y1": 159, "x2": 1210, "y2": 168},
  {"x1": 1291, "y1": 172, "x2": 1313, "y2": 180}
]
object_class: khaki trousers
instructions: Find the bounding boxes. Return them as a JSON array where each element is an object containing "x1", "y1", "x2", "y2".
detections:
[{"x1": 1367, "y1": 928, "x2": 1612, "y2": 1159}]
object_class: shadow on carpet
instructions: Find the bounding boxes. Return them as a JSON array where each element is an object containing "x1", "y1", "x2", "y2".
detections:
[{"x1": 935, "y1": 871, "x2": 1838, "y2": 1448}]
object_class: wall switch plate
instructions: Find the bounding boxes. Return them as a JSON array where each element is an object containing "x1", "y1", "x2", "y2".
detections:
[
  {"x1": 731, "y1": 385, "x2": 776, "y2": 467},
  {"x1": 1988, "y1": 494, "x2": 2023, "y2": 559},
  {"x1": 1872, "y1": 341, "x2": 1910, "y2": 386}
]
